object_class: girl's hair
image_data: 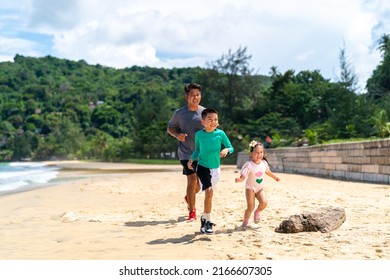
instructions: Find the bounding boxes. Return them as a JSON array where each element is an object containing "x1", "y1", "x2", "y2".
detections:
[{"x1": 250, "y1": 142, "x2": 271, "y2": 166}]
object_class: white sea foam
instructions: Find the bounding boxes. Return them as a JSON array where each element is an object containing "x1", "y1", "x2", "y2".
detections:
[{"x1": 0, "y1": 162, "x2": 61, "y2": 194}]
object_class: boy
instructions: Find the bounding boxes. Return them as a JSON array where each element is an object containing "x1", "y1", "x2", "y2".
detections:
[{"x1": 188, "y1": 108, "x2": 234, "y2": 234}]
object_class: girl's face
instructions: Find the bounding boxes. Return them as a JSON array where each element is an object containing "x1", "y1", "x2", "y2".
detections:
[{"x1": 250, "y1": 145, "x2": 264, "y2": 163}]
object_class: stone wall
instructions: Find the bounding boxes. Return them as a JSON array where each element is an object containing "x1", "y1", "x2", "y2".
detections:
[{"x1": 237, "y1": 139, "x2": 390, "y2": 184}]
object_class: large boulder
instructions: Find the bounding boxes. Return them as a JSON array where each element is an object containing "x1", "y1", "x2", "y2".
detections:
[{"x1": 275, "y1": 206, "x2": 346, "y2": 233}]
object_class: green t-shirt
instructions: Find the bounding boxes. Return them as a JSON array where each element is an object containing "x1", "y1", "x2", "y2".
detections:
[{"x1": 191, "y1": 128, "x2": 234, "y2": 168}]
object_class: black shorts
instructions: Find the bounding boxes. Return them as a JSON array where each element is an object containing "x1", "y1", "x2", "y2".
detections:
[
  {"x1": 180, "y1": 160, "x2": 198, "y2": 176},
  {"x1": 195, "y1": 164, "x2": 212, "y2": 191}
]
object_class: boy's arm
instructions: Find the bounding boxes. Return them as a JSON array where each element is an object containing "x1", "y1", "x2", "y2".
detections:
[
  {"x1": 220, "y1": 131, "x2": 234, "y2": 157},
  {"x1": 187, "y1": 158, "x2": 194, "y2": 170},
  {"x1": 220, "y1": 148, "x2": 230, "y2": 157},
  {"x1": 189, "y1": 132, "x2": 200, "y2": 168},
  {"x1": 191, "y1": 134, "x2": 200, "y2": 160}
]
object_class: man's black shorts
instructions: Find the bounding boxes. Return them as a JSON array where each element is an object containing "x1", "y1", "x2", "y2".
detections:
[{"x1": 180, "y1": 160, "x2": 198, "y2": 175}]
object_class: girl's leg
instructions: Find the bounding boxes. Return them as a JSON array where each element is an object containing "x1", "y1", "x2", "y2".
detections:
[
  {"x1": 254, "y1": 190, "x2": 268, "y2": 223},
  {"x1": 244, "y1": 189, "x2": 255, "y2": 223},
  {"x1": 255, "y1": 190, "x2": 268, "y2": 211}
]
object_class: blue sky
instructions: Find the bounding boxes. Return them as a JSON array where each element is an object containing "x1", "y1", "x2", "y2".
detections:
[{"x1": 0, "y1": 0, "x2": 389, "y2": 91}]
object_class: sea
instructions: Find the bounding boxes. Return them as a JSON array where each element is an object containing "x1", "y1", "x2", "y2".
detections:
[{"x1": 0, "y1": 162, "x2": 62, "y2": 195}]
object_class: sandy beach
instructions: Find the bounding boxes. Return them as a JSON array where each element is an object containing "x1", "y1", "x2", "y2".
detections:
[{"x1": 0, "y1": 161, "x2": 389, "y2": 260}]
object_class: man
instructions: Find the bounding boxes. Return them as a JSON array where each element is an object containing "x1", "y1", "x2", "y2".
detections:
[{"x1": 167, "y1": 83, "x2": 205, "y2": 221}]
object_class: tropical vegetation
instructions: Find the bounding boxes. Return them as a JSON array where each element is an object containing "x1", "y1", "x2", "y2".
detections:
[{"x1": 0, "y1": 34, "x2": 389, "y2": 162}]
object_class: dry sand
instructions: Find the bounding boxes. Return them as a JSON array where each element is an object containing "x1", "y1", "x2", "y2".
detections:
[{"x1": 0, "y1": 161, "x2": 389, "y2": 260}]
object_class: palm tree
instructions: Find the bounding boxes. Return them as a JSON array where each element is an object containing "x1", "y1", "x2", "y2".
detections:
[
  {"x1": 366, "y1": 34, "x2": 390, "y2": 99},
  {"x1": 377, "y1": 34, "x2": 390, "y2": 58},
  {"x1": 372, "y1": 109, "x2": 390, "y2": 138}
]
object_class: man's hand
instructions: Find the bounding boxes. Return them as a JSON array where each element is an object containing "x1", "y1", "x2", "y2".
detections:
[{"x1": 177, "y1": 133, "x2": 188, "y2": 142}]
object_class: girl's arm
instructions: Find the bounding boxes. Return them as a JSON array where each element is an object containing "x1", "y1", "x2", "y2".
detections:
[
  {"x1": 235, "y1": 175, "x2": 246, "y2": 183},
  {"x1": 266, "y1": 170, "x2": 280, "y2": 182}
]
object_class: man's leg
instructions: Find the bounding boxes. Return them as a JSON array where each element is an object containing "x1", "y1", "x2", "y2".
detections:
[{"x1": 186, "y1": 173, "x2": 199, "y2": 212}]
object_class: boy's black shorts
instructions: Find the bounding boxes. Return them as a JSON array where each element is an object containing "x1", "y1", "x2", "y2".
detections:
[{"x1": 195, "y1": 164, "x2": 212, "y2": 191}]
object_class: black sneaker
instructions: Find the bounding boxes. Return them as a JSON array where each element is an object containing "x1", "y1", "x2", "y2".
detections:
[
  {"x1": 200, "y1": 216, "x2": 206, "y2": 233},
  {"x1": 205, "y1": 221, "x2": 215, "y2": 234}
]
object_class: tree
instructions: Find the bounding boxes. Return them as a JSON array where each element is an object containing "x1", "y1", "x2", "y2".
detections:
[
  {"x1": 377, "y1": 34, "x2": 390, "y2": 56},
  {"x1": 10, "y1": 132, "x2": 32, "y2": 160},
  {"x1": 372, "y1": 109, "x2": 390, "y2": 137},
  {"x1": 205, "y1": 46, "x2": 256, "y2": 121},
  {"x1": 338, "y1": 43, "x2": 359, "y2": 92},
  {"x1": 366, "y1": 34, "x2": 390, "y2": 99},
  {"x1": 91, "y1": 104, "x2": 122, "y2": 137}
]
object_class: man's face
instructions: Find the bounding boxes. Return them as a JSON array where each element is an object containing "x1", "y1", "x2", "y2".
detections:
[{"x1": 185, "y1": 89, "x2": 201, "y2": 107}]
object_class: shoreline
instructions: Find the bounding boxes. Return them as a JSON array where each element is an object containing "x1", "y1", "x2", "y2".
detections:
[{"x1": 0, "y1": 161, "x2": 389, "y2": 260}]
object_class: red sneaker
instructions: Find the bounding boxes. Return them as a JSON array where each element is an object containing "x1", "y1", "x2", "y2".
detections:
[{"x1": 186, "y1": 210, "x2": 196, "y2": 222}]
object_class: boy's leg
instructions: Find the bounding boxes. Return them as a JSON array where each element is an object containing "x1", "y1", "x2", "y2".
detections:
[
  {"x1": 199, "y1": 188, "x2": 212, "y2": 234},
  {"x1": 204, "y1": 188, "x2": 213, "y2": 214},
  {"x1": 196, "y1": 165, "x2": 216, "y2": 233}
]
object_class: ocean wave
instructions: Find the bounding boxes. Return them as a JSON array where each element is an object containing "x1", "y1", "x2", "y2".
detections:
[{"x1": 0, "y1": 162, "x2": 61, "y2": 194}]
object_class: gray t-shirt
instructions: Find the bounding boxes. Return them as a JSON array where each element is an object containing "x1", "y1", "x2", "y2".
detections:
[{"x1": 167, "y1": 105, "x2": 205, "y2": 160}]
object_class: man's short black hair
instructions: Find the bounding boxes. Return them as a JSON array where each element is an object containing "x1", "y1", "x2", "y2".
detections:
[{"x1": 184, "y1": 83, "x2": 202, "y2": 94}]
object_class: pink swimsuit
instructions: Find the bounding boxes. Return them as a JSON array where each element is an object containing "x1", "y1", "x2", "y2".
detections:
[{"x1": 239, "y1": 160, "x2": 269, "y2": 193}]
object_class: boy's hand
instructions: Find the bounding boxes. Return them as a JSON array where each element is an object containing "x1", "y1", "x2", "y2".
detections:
[
  {"x1": 220, "y1": 148, "x2": 229, "y2": 158},
  {"x1": 187, "y1": 159, "x2": 193, "y2": 170}
]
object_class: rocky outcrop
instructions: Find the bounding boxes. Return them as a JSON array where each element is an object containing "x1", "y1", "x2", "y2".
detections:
[{"x1": 275, "y1": 207, "x2": 346, "y2": 233}]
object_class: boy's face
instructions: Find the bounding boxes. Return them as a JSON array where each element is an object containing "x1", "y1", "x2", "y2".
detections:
[{"x1": 202, "y1": 112, "x2": 219, "y2": 132}]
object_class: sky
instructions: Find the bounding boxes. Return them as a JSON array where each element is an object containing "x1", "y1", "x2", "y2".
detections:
[{"x1": 0, "y1": 0, "x2": 389, "y2": 91}]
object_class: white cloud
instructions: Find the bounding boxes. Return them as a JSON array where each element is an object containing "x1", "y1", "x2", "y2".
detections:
[
  {"x1": 0, "y1": 0, "x2": 389, "y2": 90},
  {"x1": 0, "y1": 36, "x2": 41, "y2": 59}
]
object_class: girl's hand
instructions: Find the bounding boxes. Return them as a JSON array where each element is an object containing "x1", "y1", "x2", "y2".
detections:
[
  {"x1": 275, "y1": 176, "x2": 280, "y2": 182},
  {"x1": 235, "y1": 177, "x2": 244, "y2": 183}
]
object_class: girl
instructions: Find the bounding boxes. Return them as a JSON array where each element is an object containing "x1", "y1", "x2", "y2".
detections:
[{"x1": 235, "y1": 140, "x2": 280, "y2": 228}]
